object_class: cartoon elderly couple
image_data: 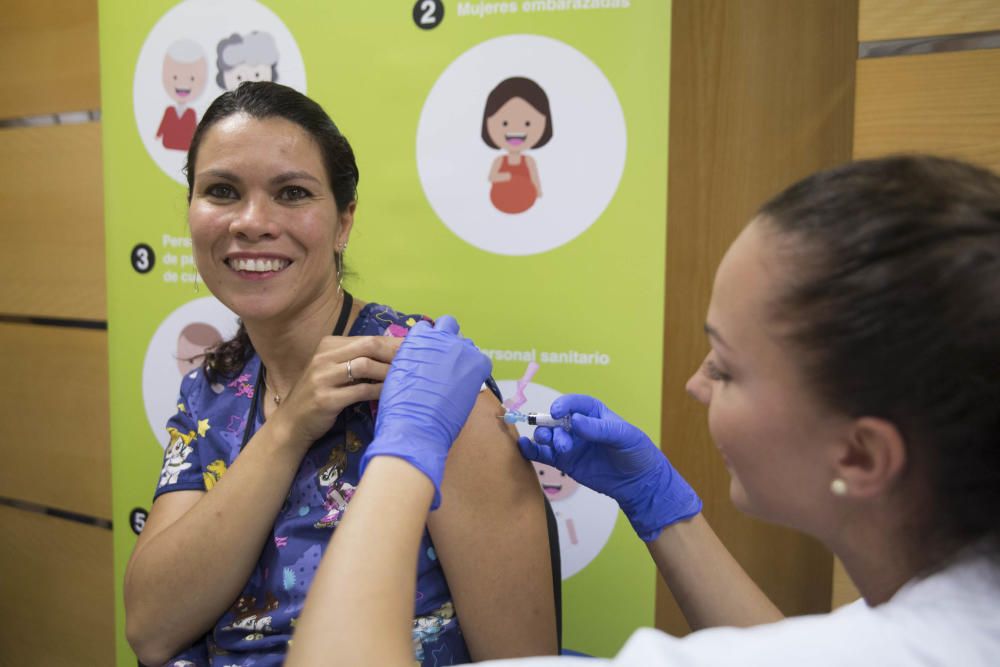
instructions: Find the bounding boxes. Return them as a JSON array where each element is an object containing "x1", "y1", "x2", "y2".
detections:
[{"x1": 157, "y1": 31, "x2": 279, "y2": 151}]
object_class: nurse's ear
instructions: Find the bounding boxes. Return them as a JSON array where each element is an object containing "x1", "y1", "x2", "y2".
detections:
[{"x1": 833, "y1": 417, "x2": 907, "y2": 498}]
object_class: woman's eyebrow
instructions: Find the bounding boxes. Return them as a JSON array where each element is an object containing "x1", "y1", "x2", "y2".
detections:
[
  {"x1": 197, "y1": 168, "x2": 241, "y2": 183},
  {"x1": 704, "y1": 323, "x2": 730, "y2": 350},
  {"x1": 270, "y1": 171, "x2": 322, "y2": 185}
]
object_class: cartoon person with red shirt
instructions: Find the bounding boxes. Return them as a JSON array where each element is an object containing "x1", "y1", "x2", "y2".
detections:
[
  {"x1": 157, "y1": 39, "x2": 208, "y2": 151},
  {"x1": 482, "y1": 77, "x2": 553, "y2": 215}
]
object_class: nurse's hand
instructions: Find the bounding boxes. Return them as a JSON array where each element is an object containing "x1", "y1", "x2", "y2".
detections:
[
  {"x1": 518, "y1": 394, "x2": 702, "y2": 541},
  {"x1": 360, "y1": 316, "x2": 492, "y2": 509}
]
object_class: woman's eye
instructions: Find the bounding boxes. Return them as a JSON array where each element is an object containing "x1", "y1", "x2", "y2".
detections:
[
  {"x1": 205, "y1": 183, "x2": 237, "y2": 199},
  {"x1": 278, "y1": 186, "x2": 312, "y2": 201},
  {"x1": 704, "y1": 360, "x2": 732, "y2": 383}
]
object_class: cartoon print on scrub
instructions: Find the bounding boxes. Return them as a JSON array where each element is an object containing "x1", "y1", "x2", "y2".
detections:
[
  {"x1": 160, "y1": 426, "x2": 196, "y2": 487},
  {"x1": 533, "y1": 462, "x2": 581, "y2": 545},
  {"x1": 346, "y1": 430, "x2": 364, "y2": 453},
  {"x1": 224, "y1": 592, "x2": 279, "y2": 642},
  {"x1": 215, "y1": 31, "x2": 280, "y2": 91},
  {"x1": 314, "y1": 447, "x2": 356, "y2": 529},
  {"x1": 411, "y1": 602, "x2": 458, "y2": 663},
  {"x1": 482, "y1": 77, "x2": 553, "y2": 215},
  {"x1": 156, "y1": 39, "x2": 207, "y2": 151},
  {"x1": 202, "y1": 459, "x2": 227, "y2": 489},
  {"x1": 228, "y1": 373, "x2": 255, "y2": 398}
]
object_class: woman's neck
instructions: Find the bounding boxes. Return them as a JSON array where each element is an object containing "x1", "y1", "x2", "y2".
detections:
[
  {"x1": 828, "y1": 505, "x2": 929, "y2": 607},
  {"x1": 244, "y1": 289, "x2": 350, "y2": 402}
]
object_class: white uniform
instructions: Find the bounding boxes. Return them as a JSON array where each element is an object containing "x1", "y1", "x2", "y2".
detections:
[{"x1": 477, "y1": 550, "x2": 1000, "y2": 667}]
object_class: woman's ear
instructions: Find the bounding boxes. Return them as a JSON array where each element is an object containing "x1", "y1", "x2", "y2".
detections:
[
  {"x1": 336, "y1": 201, "x2": 357, "y2": 248},
  {"x1": 834, "y1": 417, "x2": 907, "y2": 498}
]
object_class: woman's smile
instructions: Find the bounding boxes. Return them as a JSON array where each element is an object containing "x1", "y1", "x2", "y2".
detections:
[{"x1": 224, "y1": 253, "x2": 292, "y2": 279}]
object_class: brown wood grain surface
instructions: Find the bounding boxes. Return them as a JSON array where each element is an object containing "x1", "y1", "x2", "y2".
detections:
[
  {"x1": 0, "y1": 122, "x2": 106, "y2": 320},
  {"x1": 0, "y1": 322, "x2": 111, "y2": 519},
  {"x1": 859, "y1": 0, "x2": 1000, "y2": 42},
  {"x1": 659, "y1": 0, "x2": 857, "y2": 635},
  {"x1": 0, "y1": 504, "x2": 113, "y2": 666},
  {"x1": 855, "y1": 49, "x2": 1000, "y2": 171},
  {"x1": 0, "y1": 0, "x2": 100, "y2": 119}
]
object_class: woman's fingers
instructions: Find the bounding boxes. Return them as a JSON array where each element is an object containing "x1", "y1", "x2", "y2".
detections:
[
  {"x1": 318, "y1": 335, "x2": 404, "y2": 365},
  {"x1": 340, "y1": 356, "x2": 391, "y2": 385}
]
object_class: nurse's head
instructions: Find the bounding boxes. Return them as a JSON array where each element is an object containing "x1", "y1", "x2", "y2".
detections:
[{"x1": 687, "y1": 155, "x2": 1000, "y2": 568}]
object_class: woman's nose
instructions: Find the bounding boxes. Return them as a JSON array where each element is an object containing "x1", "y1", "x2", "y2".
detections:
[
  {"x1": 229, "y1": 197, "x2": 278, "y2": 240},
  {"x1": 685, "y1": 364, "x2": 711, "y2": 406}
]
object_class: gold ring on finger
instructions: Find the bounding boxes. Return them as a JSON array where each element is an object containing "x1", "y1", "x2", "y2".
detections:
[{"x1": 346, "y1": 358, "x2": 357, "y2": 384}]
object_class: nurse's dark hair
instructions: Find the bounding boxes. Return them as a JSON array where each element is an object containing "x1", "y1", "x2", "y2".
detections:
[
  {"x1": 184, "y1": 81, "x2": 360, "y2": 379},
  {"x1": 759, "y1": 154, "x2": 1000, "y2": 566}
]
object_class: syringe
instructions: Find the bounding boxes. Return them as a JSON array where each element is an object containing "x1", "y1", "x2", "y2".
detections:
[{"x1": 501, "y1": 410, "x2": 572, "y2": 431}]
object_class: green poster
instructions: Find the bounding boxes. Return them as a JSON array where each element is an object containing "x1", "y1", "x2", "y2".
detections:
[{"x1": 100, "y1": 1, "x2": 669, "y2": 663}]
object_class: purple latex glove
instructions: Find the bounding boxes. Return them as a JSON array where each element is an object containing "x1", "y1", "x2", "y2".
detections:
[
  {"x1": 518, "y1": 394, "x2": 702, "y2": 541},
  {"x1": 360, "y1": 316, "x2": 492, "y2": 509}
]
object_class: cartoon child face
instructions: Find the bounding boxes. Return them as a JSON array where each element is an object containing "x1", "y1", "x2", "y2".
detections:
[
  {"x1": 176, "y1": 322, "x2": 223, "y2": 376},
  {"x1": 318, "y1": 465, "x2": 340, "y2": 488},
  {"x1": 532, "y1": 462, "x2": 580, "y2": 502},
  {"x1": 222, "y1": 63, "x2": 274, "y2": 90},
  {"x1": 165, "y1": 434, "x2": 190, "y2": 463},
  {"x1": 162, "y1": 55, "x2": 207, "y2": 105},
  {"x1": 486, "y1": 97, "x2": 548, "y2": 153}
]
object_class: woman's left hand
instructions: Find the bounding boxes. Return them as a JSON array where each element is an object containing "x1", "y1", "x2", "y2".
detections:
[{"x1": 360, "y1": 316, "x2": 492, "y2": 508}]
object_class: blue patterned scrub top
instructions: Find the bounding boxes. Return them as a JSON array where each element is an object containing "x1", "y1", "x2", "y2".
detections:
[{"x1": 154, "y1": 303, "x2": 498, "y2": 667}]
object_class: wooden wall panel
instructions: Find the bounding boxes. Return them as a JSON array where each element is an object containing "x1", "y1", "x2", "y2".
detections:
[
  {"x1": 0, "y1": 505, "x2": 113, "y2": 667},
  {"x1": 859, "y1": 0, "x2": 1000, "y2": 42},
  {"x1": 855, "y1": 49, "x2": 1000, "y2": 171},
  {"x1": 0, "y1": 0, "x2": 101, "y2": 119},
  {"x1": 660, "y1": 0, "x2": 857, "y2": 634},
  {"x1": 831, "y1": 557, "x2": 861, "y2": 608},
  {"x1": 0, "y1": 123, "x2": 106, "y2": 320},
  {"x1": 0, "y1": 323, "x2": 111, "y2": 519}
]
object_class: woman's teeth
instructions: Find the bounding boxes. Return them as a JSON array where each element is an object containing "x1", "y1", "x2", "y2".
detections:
[{"x1": 229, "y1": 258, "x2": 289, "y2": 272}]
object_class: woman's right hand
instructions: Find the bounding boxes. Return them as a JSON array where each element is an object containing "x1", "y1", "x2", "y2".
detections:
[
  {"x1": 273, "y1": 335, "x2": 403, "y2": 451},
  {"x1": 518, "y1": 394, "x2": 702, "y2": 541}
]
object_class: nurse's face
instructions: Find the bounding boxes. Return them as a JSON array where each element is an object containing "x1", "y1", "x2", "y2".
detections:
[
  {"x1": 188, "y1": 114, "x2": 352, "y2": 327},
  {"x1": 685, "y1": 219, "x2": 849, "y2": 534}
]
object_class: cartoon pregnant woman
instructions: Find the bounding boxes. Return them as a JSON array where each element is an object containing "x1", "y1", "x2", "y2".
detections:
[{"x1": 482, "y1": 77, "x2": 553, "y2": 214}]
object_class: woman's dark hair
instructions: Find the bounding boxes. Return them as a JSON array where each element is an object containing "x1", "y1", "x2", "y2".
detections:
[
  {"x1": 759, "y1": 154, "x2": 1000, "y2": 566},
  {"x1": 185, "y1": 81, "x2": 360, "y2": 379},
  {"x1": 481, "y1": 77, "x2": 553, "y2": 149}
]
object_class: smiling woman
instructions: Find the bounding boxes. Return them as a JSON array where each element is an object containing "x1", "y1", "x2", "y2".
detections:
[{"x1": 122, "y1": 82, "x2": 557, "y2": 667}]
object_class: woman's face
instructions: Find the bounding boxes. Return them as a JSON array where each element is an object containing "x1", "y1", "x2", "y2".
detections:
[
  {"x1": 486, "y1": 97, "x2": 547, "y2": 153},
  {"x1": 685, "y1": 219, "x2": 849, "y2": 534},
  {"x1": 188, "y1": 114, "x2": 352, "y2": 326}
]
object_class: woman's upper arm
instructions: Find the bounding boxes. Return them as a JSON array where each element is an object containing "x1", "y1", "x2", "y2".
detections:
[{"x1": 427, "y1": 391, "x2": 559, "y2": 660}]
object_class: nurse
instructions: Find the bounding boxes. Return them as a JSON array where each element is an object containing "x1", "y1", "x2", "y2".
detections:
[{"x1": 288, "y1": 155, "x2": 1000, "y2": 665}]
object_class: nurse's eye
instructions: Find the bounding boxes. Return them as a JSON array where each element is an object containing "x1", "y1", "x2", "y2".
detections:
[
  {"x1": 704, "y1": 360, "x2": 731, "y2": 383},
  {"x1": 277, "y1": 186, "x2": 313, "y2": 202},
  {"x1": 205, "y1": 183, "x2": 238, "y2": 200}
]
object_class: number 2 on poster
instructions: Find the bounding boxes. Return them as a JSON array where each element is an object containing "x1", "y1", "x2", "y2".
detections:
[{"x1": 413, "y1": 0, "x2": 444, "y2": 29}]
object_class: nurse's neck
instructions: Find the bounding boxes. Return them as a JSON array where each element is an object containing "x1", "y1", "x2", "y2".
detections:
[{"x1": 832, "y1": 515, "x2": 933, "y2": 607}]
